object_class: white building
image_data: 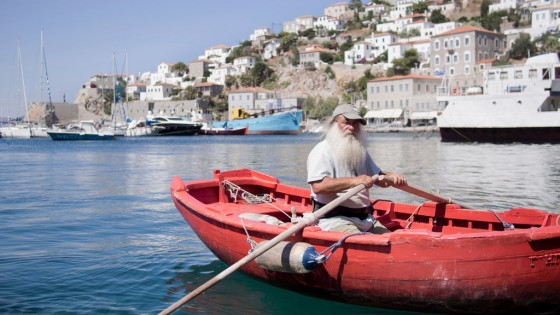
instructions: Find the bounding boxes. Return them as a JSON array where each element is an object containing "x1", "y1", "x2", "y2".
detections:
[
  {"x1": 283, "y1": 16, "x2": 317, "y2": 33},
  {"x1": 208, "y1": 64, "x2": 235, "y2": 86},
  {"x1": 198, "y1": 44, "x2": 232, "y2": 66},
  {"x1": 489, "y1": 0, "x2": 524, "y2": 13},
  {"x1": 371, "y1": 33, "x2": 400, "y2": 58},
  {"x1": 364, "y1": 3, "x2": 388, "y2": 16},
  {"x1": 324, "y1": 2, "x2": 354, "y2": 21},
  {"x1": 250, "y1": 27, "x2": 272, "y2": 41},
  {"x1": 344, "y1": 40, "x2": 375, "y2": 65},
  {"x1": 126, "y1": 82, "x2": 146, "y2": 100},
  {"x1": 263, "y1": 38, "x2": 281, "y2": 60},
  {"x1": 314, "y1": 15, "x2": 345, "y2": 32},
  {"x1": 233, "y1": 56, "x2": 256, "y2": 74},
  {"x1": 142, "y1": 83, "x2": 178, "y2": 101}
]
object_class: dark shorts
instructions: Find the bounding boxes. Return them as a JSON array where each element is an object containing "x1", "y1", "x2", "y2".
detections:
[{"x1": 312, "y1": 199, "x2": 372, "y2": 220}]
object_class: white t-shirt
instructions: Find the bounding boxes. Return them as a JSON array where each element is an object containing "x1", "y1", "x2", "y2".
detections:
[{"x1": 307, "y1": 140, "x2": 381, "y2": 208}]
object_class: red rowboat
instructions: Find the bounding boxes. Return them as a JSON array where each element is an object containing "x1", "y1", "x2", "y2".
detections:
[{"x1": 170, "y1": 169, "x2": 560, "y2": 314}]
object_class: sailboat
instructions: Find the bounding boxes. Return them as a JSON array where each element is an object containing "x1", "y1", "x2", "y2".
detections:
[
  {"x1": 30, "y1": 31, "x2": 55, "y2": 138},
  {"x1": 101, "y1": 53, "x2": 128, "y2": 136},
  {"x1": 0, "y1": 38, "x2": 33, "y2": 138}
]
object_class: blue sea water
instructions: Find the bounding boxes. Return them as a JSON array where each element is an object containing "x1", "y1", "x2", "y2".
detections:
[{"x1": 1, "y1": 134, "x2": 559, "y2": 314}]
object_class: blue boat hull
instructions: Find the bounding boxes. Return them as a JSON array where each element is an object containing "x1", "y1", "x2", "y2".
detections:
[
  {"x1": 212, "y1": 110, "x2": 302, "y2": 135},
  {"x1": 47, "y1": 132, "x2": 115, "y2": 141}
]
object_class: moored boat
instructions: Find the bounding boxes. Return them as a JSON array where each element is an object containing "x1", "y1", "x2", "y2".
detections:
[
  {"x1": 47, "y1": 120, "x2": 114, "y2": 140},
  {"x1": 436, "y1": 53, "x2": 560, "y2": 143},
  {"x1": 211, "y1": 108, "x2": 302, "y2": 135},
  {"x1": 170, "y1": 169, "x2": 560, "y2": 315},
  {"x1": 200, "y1": 125, "x2": 247, "y2": 135},
  {"x1": 151, "y1": 116, "x2": 203, "y2": 136}
]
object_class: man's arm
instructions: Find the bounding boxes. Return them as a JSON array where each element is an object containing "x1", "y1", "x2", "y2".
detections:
[{"x1": 310, "y1": 175, "x2": 376, "y2": 194}]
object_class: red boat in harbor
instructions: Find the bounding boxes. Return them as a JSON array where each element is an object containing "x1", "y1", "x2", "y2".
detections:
[{"x1": 169, "y1": 169, "x2": 560, "y2": 315}]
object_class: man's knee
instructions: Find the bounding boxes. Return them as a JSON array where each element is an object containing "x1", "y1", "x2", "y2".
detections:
[
  {"x1": 329, "y1": 221, "x2": 361, "y2": 233},
  {"x1": 369, "y1": 220, "x2": 390, "y2": 234}
]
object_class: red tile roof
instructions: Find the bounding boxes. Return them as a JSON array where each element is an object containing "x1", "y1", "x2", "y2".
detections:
[
  {"x1": 368, "y1": 74, "x2": 441, "y2": 82},
  {"x1": 432, "y1": 25, "x2": 500, "y2": 38}
]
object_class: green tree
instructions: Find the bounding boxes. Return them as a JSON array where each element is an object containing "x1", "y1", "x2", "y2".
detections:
[
  {"x1": 389, "y1": 49, "x2": 420, "y2": 75},
  {"x1": 349, "y1": 0, "x2": 363, "y2": 11},
  {"x1": 301, "y1": 28, "x2": 316, "y2": 40},
  {"x1": 320, "y1": 52, "x2": 334, "y2": 64},
  {"x1": 289, "y1": 44, "x2": 300, "y2": 66},
  {"x1": 224, "y1": 75, "x2": 236, "y2": 90},
  {"x1": 431, "y1": 9, "x2": 449, "y2": 24},
  {"x1": 510, "y1": 33, "x2": 537, "y2": 59},
  {"x1": 481, "y1": 10, "x2": 507, "y2": 32},
  {"x1": 278, "y1": 32, "x2": 298, "y2": 52},
  {"x1": 252, "y1": 61, "x2": 272, "y2": 86},
  {"x1": 171, "y1": 62, "x2": 188, "y2": 76},
  {"x1": 183, "y1": 86, "x2": 197, "y2": 100},
  {"x1": 412, "y1": 1, "x2": 429, "y2": 14},
  {"x1": 481, "y1": 0, "x2": 491, "y2": 17}
]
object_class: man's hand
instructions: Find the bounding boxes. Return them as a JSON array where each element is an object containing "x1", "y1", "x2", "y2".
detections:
[{"x1": 377, "y1": 172, "x2": 407, "y2": 188}]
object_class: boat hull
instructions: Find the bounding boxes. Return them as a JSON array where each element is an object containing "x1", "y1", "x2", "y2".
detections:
[
  {"x1": 212, "y1": 110, "x2": 302, "y2": 135},
  {"x1": 170, "y1": 169, "x2": 560, "y2": 314},
  {"x1": 152, "y1": 125, "x2": 202, "y2": 136},
  {"x1": 440, "y1": 126, "x2": 560, "y2": 143},
  {"x1": 47, "y1": 131, "x2": 115, "y2": 141},
  {"x1": 201, "y1": 127, "x2": 247, "y2": 135}
]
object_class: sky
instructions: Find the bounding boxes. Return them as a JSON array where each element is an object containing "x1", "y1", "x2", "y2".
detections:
[{"x1": 0, "y1": 0, "x2": 339, "y2": 117}]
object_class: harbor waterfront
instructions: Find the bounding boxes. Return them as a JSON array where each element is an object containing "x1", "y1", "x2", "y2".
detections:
[{"x1": 1, "y1": 134, "x2": 559, "y2": 314}]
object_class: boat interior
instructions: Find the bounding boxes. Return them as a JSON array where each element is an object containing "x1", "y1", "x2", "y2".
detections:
[{"x1": 180, "y1": 169, "x2": 559, "y2": 235}]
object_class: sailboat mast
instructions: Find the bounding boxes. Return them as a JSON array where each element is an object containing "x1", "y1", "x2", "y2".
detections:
[
  {"x1": 17, "y1": 38, "x2": 30, "y2": 125},
  {"x1": 112, "y1": 52, "x2": 116, "y2": 125},
  {"x1": 41, "y1": 31, "x2": 53, "y2": 109}
]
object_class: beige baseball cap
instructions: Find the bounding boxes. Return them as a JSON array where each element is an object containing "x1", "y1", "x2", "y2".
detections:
[{"x1": 332, "y1": 104, "x2": 366, "y2": 125}]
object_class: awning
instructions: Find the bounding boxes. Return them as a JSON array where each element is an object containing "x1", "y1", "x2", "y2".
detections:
[
  {"x1": 409, "y1": 111, "x2": 438, "y2": 120},
  {"x1": 364, "y1": 109, "x2": 403, "y2": 119}
]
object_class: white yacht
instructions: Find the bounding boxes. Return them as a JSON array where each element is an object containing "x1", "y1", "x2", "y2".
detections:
[{"x1": 437, "y1": 53, "x2": 560, "y2": 142}]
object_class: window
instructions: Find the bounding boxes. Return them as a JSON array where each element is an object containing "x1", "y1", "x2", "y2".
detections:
[
  {"x1": 391, "y1": 85, "x2": 394, "y2": 92},
  {"x1": 543, "y1": 68, "x2": 550, "y2": 80},
  {"x1": 435, "y1": 40, "x2": 440, "y2": 50},
  {"x1": 465, "y1": 66, "x2": 470, "y2": 75},
  {"x1": 376, "y1": 86, "x2": 380, "y2": 93},
  {"x1": 464, "y1": 36, "x2": 470, "y2": 46},
  {"x1": 435, "y1": 56, "x2": 440, "y2": 65},
  {"x1": 453, "y1": 54, "x2": 458, "y2": 63},
  {"x1": 488, "y1": 72, "x2": 496, "y2": 80},
  {"x1": 444, "y1": 40, "x2": 448, "y2": 48},
  {"x1": 446, "y1": 55, "x2": 450, "y2": 64},
  {"x1": 399, "y1": 84, "x2": 403, "y2": 91},
  {"x1": 455, "y1": 38, "x2": 460, "y2": 47},
  {"x1": 514, "y1": 70, "x2": 522, "y2": 79},
  {"x1": 385, "y1": 86, "x2": 388, "y2": 92},
  {"x1": 417, "y1": 84, "x2": 421, "y2": 91},
  {"x1": 464, "y1": 52, "x2": 470, "y2": 62},
  {"x1": 500, "y1": 72, "x2": 508, "y2": 80},
  {"x1": 450, "y1": 68, "x2": 455, "y2": 76},
  {"x1": 426, "y1": 84, "x2": 429, "y2": 92}
]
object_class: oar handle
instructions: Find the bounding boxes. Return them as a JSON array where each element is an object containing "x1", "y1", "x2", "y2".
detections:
[{"x1": 159, "y1": 175, "x2": 380, "y2": 315}]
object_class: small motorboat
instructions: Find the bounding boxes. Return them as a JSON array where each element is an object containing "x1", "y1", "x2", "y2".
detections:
[
  {"x1": 47, "y1": 120, "x2": 114, "y2": 140},
  {"x1": 168, "y1": 169, "x2": 560, "y2": 315},
  {"x1": 200, "y1": 125, "x2": 247, "y2": 135}
]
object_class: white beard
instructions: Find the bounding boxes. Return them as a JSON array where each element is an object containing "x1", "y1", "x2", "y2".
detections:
[{"x1": 325, "y1": 124, "x2": 368, "y2": 171}]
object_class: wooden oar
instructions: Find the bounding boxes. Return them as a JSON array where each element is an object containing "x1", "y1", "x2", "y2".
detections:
[
  {"x1": 382, "y1": 177, "x2": 514, "y2": 229},
  {"x1": 159, "y1": 175, "x2": 380, "y2": 315}
]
